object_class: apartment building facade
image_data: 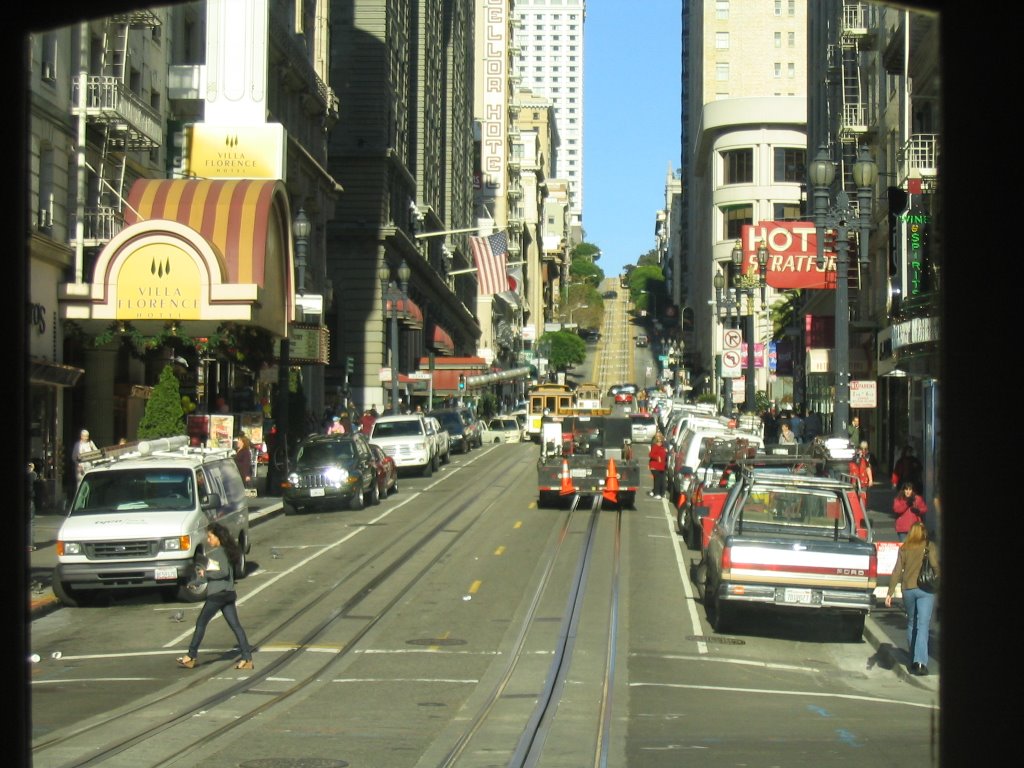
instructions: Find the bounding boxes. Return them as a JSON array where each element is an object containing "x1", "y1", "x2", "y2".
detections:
[{"x1": 512, "y1": 0, "x2": 585, "y2": 241}]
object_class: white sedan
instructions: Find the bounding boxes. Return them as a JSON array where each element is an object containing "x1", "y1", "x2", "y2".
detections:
[{"x1": 481, "y1": 417, "x2": 523, "y2": 444}]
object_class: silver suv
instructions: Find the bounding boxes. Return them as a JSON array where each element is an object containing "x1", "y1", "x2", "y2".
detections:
[{"x1": 368, "y1": 414, "x2": 436, "y2": 476}]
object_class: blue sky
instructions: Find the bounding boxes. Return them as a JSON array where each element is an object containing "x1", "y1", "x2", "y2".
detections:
[{"x1": 582, "y1": 0, "x2": 681, "y2": 279}]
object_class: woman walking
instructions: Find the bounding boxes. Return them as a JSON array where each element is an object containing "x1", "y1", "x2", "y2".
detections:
[
  {"x1": 176, "y1": 522, "x2": 254, "y2": 670},
  {"x1": 884, "y1": 522, "x2": 939, "y2": 676},
  {"x1": 234, "y1": 434, "x2": 254, "y2": 488}
]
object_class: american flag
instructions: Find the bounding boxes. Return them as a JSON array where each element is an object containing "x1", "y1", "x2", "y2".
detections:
[{"x1": 469, "y1": 231, "x2": 509, "y2": 296}]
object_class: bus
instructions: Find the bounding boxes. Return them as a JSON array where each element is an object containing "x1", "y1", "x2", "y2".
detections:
[{"x1": 525, "y1": 384, "x2": 575, "y2": 442}]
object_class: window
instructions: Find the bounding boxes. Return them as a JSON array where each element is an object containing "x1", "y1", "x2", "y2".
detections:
[
  {"x1": 722, "y1": 149, "x2": 753, "y2": 185},
  {"x1": 716, "y1": 0, "x2": 729, "y2": 19},
  {"x1": 41, "y1": 32, "x2": 57, "y2": 82},
  {"x1": 774, "y1": 62, "x2": 782, "y2": 78},
  {"x1": 788, "y1": 0, "x2": 796, "y2": 15},
  {"x1": 788, "y1": 31, "x2": 796, "y2": 47},
  {"x1": 715, "y1": 32, "x2": 729, "y2": 49},
  {"x1": 774, "y1": 147, "x2": 805, "y2": 182},
  {"x1": 716, "y1": 63, "x2": 729, "y2": 81},
  {"x1": 774, "y1": 32, "x2": 782, "y2": 48},
  {"x1": 788, "y1": 62, "x2": 796, "y2": 78},
  {"x1": 774, "y1": 0, "x2": 782, "y2": 15},
  {"x1": 37, "y1": 145, "x2": 55, "y2": 232},
  {"x1": 722, "y1": 205, "x2": 753, "y2": 240},
  {"x1": 773, "y1": 203, "x2": 802, "y2": 221}
]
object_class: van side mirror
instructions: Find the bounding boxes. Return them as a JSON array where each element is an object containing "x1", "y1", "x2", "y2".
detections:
[{"x1": 201, "y1": 492, "x2": 221, "y2": 511}]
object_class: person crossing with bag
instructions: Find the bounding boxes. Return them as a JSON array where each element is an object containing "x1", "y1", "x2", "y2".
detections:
[
  {"x1": 885, "y1": 522, "x2": 939, "y2": 677},
  {"x1": 176, "y1": 522, "x2": 255, "y2": 671}
]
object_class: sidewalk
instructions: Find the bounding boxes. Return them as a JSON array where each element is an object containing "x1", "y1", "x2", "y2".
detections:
[{"x1": 28, "y1": 495, "x2": 284, "y2": 619}]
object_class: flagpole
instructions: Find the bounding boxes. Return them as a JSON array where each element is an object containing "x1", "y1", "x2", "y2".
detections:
[{"x1": 414, "y1": 226, "x2": 481, "y2": 239}]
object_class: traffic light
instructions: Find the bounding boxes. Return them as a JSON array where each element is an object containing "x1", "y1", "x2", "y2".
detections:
[
  {"x1": 458, "y1": 374, "x2": 466, "y2": 391},
  {"x1": 345, "y1": 356, "x2": 355, "y2": 376}
]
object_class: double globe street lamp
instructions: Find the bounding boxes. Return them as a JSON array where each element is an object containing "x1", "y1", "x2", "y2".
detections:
[
  {"x1": 730, "y1": 238, "x2": 769, "y2": 413},
  {"x1": 379, "y1": 259, "x2": 412, "y2": 414},
  {"x1": 808, "y1": 145, "x2": 877, "y2": 439}
]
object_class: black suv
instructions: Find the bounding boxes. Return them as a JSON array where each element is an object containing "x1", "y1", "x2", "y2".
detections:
[
  {"x1": 282, "y1": 433, "x2": 380, "y2": 514},
  {"x1": 430, "y1": 407, "x2": 482, "y2": 453}
]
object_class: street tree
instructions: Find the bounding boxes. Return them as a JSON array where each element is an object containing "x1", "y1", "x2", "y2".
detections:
[
  {"x1": 137, "y1": 364, "x2": 186, "y2": 439},
  {"x1": 627, "y1": 264, "x2": 666, "y2": 313},
  {"x1": 539, "y1": 330, "x2": 586, "y2": 372}
]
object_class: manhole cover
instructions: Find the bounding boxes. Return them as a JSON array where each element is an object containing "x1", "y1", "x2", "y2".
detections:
[
  {"x1": 687, "y1": 635, "x2": 746, "y2": 645},
  {"x1": 239, "y1": 760, "x2": 348, "y2": 768},
  {"x1": 407, "y1": 637, "x2": 468, "y2": 646}
]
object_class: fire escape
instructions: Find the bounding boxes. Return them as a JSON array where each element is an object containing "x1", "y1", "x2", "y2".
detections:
[
  {"x1": 835, "y1": 1, "x2": 878, "y2": 308},
  {"x1": 70, "y1": 11, "x2": 163, "y2": 262}
]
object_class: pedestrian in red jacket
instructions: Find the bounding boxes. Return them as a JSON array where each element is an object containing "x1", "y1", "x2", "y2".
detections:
[
  {"x1": 892, "y1": 482, "x2": 928, "y2": 541},
  {"x1": 647, "y1": 433, "x2": 667, "y2": 499}
]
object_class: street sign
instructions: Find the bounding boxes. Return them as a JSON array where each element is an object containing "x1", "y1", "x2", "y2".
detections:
[
  {"x1": 722, "y1": 328, "x2": 742, "y2": 378},
  {"x1": 850, "y1": 379, "x2": 877, "y2": 408}
]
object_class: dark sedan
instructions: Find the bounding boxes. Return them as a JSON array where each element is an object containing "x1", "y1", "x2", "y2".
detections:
[{"x1": 281, "y1": 433, "x2": 380, "y2": 514}]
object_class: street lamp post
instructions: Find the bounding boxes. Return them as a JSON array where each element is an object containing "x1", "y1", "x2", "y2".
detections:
[
  {"x1": 712, "y1": 270, "x2": 739, "y2": 416},
  {"x1": 730, "y1": 239, "x2": 769, "y2": 414},
  {"x1": 567, "y1": 303, "x2": 588, "y2": 328},
  {"x1": 808, "y1": 145, "x2": 877, "y2": 439},
  {"x1": 379, "y1": 259, "x2": 412, "y2": 414}
]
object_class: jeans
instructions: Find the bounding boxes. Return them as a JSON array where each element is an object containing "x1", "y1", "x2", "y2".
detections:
[
  {"x1": 651, "y1": 470, "x2": 666, "y2": 497},
  {"x1": 902, "y1": 587, "x2": 935, "y2": 666},
  {"x1": 187, "y1": 590, "x2": 252, "y2": 661}
]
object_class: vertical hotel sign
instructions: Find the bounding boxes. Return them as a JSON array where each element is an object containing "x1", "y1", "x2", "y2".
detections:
[
  {"x1": 186, "y1": 123, "x2": 286, "y2": 180},
  {"x1": 481, "y1": 0, "x2": 507, "y2": 200}
]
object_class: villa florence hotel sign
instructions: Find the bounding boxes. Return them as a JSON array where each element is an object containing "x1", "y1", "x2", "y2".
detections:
[{"x1": 739, "y1": 222, "x2": 853, "y2": 290}]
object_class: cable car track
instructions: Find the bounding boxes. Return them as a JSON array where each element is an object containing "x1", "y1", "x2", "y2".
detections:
[{"x1": 31, "y1": 447, "x2": 531, "y2": 768}]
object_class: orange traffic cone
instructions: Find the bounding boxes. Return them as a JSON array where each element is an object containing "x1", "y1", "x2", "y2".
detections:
[
  {"x1": 603, "y1": 458, "x2": 620, "y2": 504},
  {"x1": 559, "y1": 458, "x2": 576, "y2": 496}
]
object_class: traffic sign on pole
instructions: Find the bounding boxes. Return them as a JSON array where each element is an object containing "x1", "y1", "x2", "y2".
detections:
[{"x1": 722, "y1": 328, "x2": 742, "y2": 378}]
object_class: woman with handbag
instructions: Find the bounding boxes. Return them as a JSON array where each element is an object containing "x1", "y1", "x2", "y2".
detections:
[
  {"x1": 176, "y1": 522, "x2": 255, "y2": 670},
  {"x1": 885, "y1": 522, "x2": 939, "y2": 676}
]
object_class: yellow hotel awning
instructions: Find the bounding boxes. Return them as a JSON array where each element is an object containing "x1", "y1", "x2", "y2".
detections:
[{"x1": 60, "y1": 178, "x2": 294, "y2": 338}]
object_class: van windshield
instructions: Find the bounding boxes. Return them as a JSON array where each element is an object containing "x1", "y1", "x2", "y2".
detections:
[{"x1": 70, "y1": 468, "x2": 195, "y2": 515}]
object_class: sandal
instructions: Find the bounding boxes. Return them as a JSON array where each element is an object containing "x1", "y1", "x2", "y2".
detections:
[
  {"x1": 176, "y1": 656, "x2": 196, "y2": 669},
  {"x1": 234, "y1": 659, "x2": 254, "y2": 670}
]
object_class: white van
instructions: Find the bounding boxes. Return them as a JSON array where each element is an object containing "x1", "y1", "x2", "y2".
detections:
[{"x1": 53, "y1": 436, "x2": 251, "y2": 606}]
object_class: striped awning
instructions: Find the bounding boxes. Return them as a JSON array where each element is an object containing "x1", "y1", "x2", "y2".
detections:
[
  {"x1": 124, "y1": 178, "x2": 286, "y2": 289},
  {"x1": 60, "y1": 178, "x2": 293, "y2": 338},
  {"x1": 431, "y1": 326, "x2": 455, "y2": 355},
  {"x1": 385, "y1": 297, "x2": 424, "y2": 329}
]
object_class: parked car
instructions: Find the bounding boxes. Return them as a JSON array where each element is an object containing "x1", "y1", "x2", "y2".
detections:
[
  {"x1": 369, "y1": 442, "x2": 398, "y2": 497},
  {"x1": 602, "y1": 290, "x2": 618, "y2": 299},
  {"x1": 481, "y1": 417, "x2": 523, "y2": 444},
  {"x1": 614, "y1": 385, "x2": 637, "y2": 404},
  {"x1": 368, "y1": 414, "x2": 435, "y2": 476},
  {"x1": 281, "y1": 432, "x2": 381, "y2": 515},
  {"x1": 430, "y1": 407, "x2": 481, "y2": 453},
  {"x1": 629, "y1": 413, "x2": 658, "y2": 443},
  {"x1": 424, "y1": 415, "x2": 451, "y2": 466},
  {"x1": 635, "y1": 334, "x2": 649, "y2": 347}
]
